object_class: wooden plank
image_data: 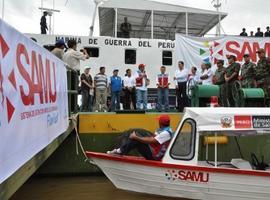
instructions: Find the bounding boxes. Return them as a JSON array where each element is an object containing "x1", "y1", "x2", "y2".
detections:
[{"x1": 0, "y1": 121, "x2": 74, "y2": 200}]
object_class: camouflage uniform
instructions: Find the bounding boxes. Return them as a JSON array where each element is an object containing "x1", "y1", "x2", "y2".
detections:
[
  {"x1": 214, "y1": 66, "x2": 226, "y2": 106},
  {"x1": 255, "y1": 57, "x2": 270, "y2": 97},
  {"x1": 225, "y1": 62, "x2": 240, "y2": 107},
  {"x1": 240, "y1": 62, "x2": 256, "y2": 88}
]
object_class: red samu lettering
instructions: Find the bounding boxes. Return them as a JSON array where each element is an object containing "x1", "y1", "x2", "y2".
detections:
[
  {"x1": 177, "y1": 170, "x2": 209, "y2": 183},
  {"x1": 16, "y1": 43, "x2": 57, "y2": 106}
]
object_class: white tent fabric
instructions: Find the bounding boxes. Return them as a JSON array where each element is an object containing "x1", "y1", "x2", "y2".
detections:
[{"x1": 98, "y1": 0, "x2": 227, "y2": 39}]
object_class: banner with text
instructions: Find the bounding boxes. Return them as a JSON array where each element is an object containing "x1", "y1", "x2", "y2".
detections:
[
  {"x1": 0, "y1": 19, "x2": 68, "y2": 183},
  {"x1": 175, "y1": 34, "x2": 270, "y2": 70}
]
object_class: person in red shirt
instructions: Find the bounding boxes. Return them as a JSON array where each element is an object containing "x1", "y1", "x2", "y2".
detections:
[
  {"x1": 107, "y1": 114, "x2": 173, "y2": 161},
  {"x1": 156, "y1": 66, "x2": 170, "y2": 112}
]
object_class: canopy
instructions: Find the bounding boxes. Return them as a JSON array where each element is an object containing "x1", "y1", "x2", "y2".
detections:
[
  {"x1": 98, "y1": 0, "x2": 227, "y2": 40},
  {"x1": 183, "y1": 108, "x2": 270, "y2": 134}
]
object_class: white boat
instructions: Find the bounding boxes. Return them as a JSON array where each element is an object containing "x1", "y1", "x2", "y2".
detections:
[{"x1": 86, "y1": 107, "x2": 270, "y2": 200}]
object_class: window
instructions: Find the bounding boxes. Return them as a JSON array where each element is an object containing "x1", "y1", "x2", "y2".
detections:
[
  {"x1": 125, "y1": 49, "x2": 136, "y2": 64},
  {"x1": 162, "y1": 51, "x2": 172, "y2": 66},
  {"x1": 85, "y1": 47, "x2": 99, "y2": 57},
  {"x1": 170, "y1": 119, "x2": 196, "y2": 160}
]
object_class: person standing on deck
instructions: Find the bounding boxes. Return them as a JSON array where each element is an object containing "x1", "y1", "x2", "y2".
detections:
[
  {"x1": 134, "y1": 64, "x2": 149, "y2": 110},
  {"x1": 224, "y1": 55, "x2": 240, "y2": 107},
  {"x1": 265, "y1": 26, "x2": 270, "y2": 37},
  {"x1": 239, "y1": 54, "x2": 256, "y2": 88},
  {"x1": 40, "y1": 11, "x2": 48, "y2": 34},
  {"x1": 94, "y1": 67, "x2": 108, "y2": 112},
  {"x1": 80, "y1": 66, "x2": 93, "y2": 112},
  {"x1": 255, "y1": 27, "x2": 263, "y2": 37},
  {"x1": 156, "y1": 66, "x2": 170, "y2": 112},
  {"x1": 63, "y1": 40, "x2": 89, "y2": 74},
  {"x1": 240, "y1": 28, "x2": 248, "y2": 36},
  {"x1": 200, "y1": 62, "x2": 213, "y2": 85},
  {"x1": 51, "y1": 39, "x2": 66, "y2": 60},
  {"x1": 123, "y1": 69, "x2": 136, "y2": 110},
  {"x1": 120, "y1": 17, "x2": 132, "y2": 38},
  {"x1": 174, "y1": 61, "x2": 188, "y2": 112},
  {"x1": 213, "y1": 60, "x2": 226, "y2": 106},
  {"x1": 255, "y1": 48, "x2": 270, "y2": 98},
  {"x1": 109, "y1": 69, "x2": 122, "y2": 111}
]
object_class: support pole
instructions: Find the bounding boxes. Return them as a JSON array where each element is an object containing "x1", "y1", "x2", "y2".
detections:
[
  {"x1": 214, "y1": 132, "x2": 218, "y2": 167},
  {"x1": 114, "y1": 8, "x2": 118, "y2": 38},
  {"x1": 185, "y1": 12, "x2": 188, "y2": 35},
  {"x1": 151, "y1": 10, "x2": 154, "y2": 39},
  {"x1": 1, "y1": 0, "x2": 4, "y2": 20}
]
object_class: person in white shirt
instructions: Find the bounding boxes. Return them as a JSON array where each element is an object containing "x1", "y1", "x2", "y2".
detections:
[
  {"x1": 200, "y1": 62, "x2": 213, "y2": 85},
  {"x1": 174, "y1": 61, "x2": 189, "y2": 112},
  {"x1": 122, "y1": 69, "x2": 136, "y2": 110},
  {"x1": 186, "y1": 66, "x2": 200, "y2": 98},
  {"x1": 63, "y1": 39, "x2": 89, "y2": 73},
  {"x1": 134, "y1": 64, "x2": 150, "y2": 110}
]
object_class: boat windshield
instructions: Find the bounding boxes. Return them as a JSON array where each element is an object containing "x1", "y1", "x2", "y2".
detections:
[{"x1": 170, "y1": 119, "x2": 196, "y2": 161}]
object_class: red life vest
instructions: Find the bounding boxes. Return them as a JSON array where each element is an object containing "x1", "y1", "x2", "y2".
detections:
[
  {"x1": 136, "y1": 70, "x2": 147, "y2": 87},
  {"x1": 150, "y1": 127, "x2": 173, "y2": 161},
  {"x1": 157, "y1": 74, "x2": 169, "y2": 88}
]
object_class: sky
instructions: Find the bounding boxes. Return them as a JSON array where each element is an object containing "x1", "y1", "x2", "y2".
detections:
[{"x1": 2, "y1": 0, "x2": 270, "y2": 36}]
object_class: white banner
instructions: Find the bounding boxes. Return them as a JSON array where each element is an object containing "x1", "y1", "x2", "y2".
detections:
[
  {"x1": 175, "y1": 34, "x2": 270, "y2": 71},
  {"x1": 0, "y1": 19, "x2": 68, "y2": 183}
]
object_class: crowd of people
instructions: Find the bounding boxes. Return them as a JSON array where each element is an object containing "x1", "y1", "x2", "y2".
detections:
[
  {"x1": 48, "y1": 37, "x2": 270, "y2": 112},
  {"x1": 240, "y1": 27, "x2": 270, "y2": 37}
]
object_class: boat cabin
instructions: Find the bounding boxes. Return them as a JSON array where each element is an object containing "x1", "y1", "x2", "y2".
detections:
[{"x1": 163, "y1": 107, "x2": 270, "y2": 171}]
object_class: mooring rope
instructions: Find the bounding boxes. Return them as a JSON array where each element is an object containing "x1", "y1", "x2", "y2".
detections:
[{"x1": 69, "y1": 114, "x2": 96, "y2": 165}]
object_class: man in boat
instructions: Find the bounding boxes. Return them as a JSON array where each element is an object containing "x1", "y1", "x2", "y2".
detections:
[{"x1": 107, "y1": 114, "x2": 173, "y2": 161}]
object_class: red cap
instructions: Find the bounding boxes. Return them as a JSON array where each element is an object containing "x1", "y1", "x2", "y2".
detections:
[
  {"x1": 156, "y1": 114, "x2": 170, "y2": 126},
  {"x1": 138, "y1": 63, "x2": 146, "y2": 68}
]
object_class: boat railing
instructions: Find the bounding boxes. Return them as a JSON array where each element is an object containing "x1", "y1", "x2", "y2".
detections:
[{"x1": 66, "y1": 65, "x2": 79, "y2": 115}]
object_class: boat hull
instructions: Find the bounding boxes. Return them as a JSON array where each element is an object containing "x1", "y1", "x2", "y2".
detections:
[{"x1": 87, "y1": 152, "x2": 270, "y2": 200}]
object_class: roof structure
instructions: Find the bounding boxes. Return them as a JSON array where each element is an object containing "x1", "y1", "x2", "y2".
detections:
[
  {"x1": 184, "y1": 108, "x2": 270, "y2": 134},
  {"x1": 98, "y1": 0, "x2": 227, "y2": 40}
]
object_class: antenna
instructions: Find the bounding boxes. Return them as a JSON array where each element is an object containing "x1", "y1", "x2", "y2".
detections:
[
  {"x1": 89, "y1": 0, "x2": 108, "y2": 36},
  {"x1": 212, "y1": 0, "x2": 222, "y2": 36}
]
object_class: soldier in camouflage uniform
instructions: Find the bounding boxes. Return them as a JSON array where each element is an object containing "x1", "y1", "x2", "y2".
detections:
[
  {"x1": 239, "y1": 54, "x2": 256, "y2": 88},
  {"x1": 256, "y1": 49, "x2": 270, "y2": 98},
  {"x1": 224, "y1": 55, "x2": 241, "y2": 107},
  {"x1": 213, "y1": 59, "x2": 227, "y2": 106}
]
